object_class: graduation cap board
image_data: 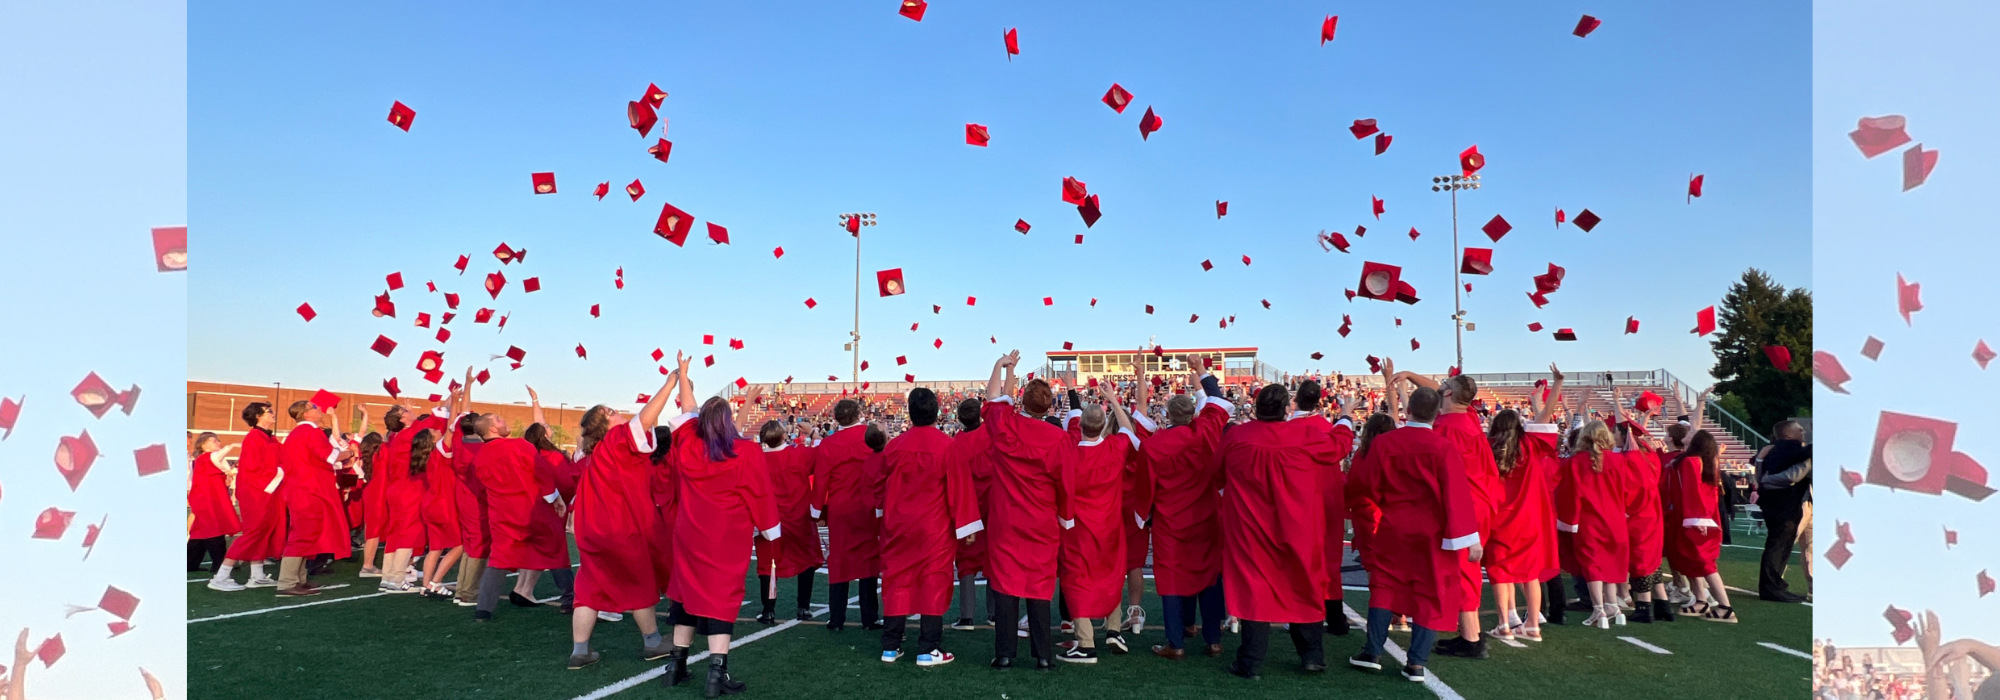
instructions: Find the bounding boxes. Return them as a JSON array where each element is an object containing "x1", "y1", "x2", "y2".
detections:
[
  {"x1": 1866, "y1": 411, "x2": 1995, "y2": 500},
  {"x1": 152, "y1": 226, "x2": 187, "y2": 272},
  {"x1": 876, "y1": 268, "x2": 906, "y2": 297}
]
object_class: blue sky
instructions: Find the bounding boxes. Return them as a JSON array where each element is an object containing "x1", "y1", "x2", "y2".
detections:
[
  {"x1": 1812, "y1": 0, "x2": 1998, "y2": 647},
  {"x1": 189, "y1": 1, "x2": 1808, "y2": 411},
  {"x1": 0, "y1": 1, "x2": 185, "y2": 697}
]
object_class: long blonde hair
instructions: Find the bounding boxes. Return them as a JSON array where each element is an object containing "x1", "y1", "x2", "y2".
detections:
[{"x1": 1576, "y1": 420, "x2": 1614, "y2": 472}]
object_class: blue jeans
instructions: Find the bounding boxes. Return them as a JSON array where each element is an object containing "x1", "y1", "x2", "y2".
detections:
[
  {"x1": 1160, "y1": 579, "x2": 1224, "y2": 649},
  {"x1": 1365, "y1": 607, "x2": 1438, "y2": 667}
]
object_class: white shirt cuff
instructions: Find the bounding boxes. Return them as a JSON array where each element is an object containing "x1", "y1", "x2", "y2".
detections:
[
  {"x1": 1202, "y1": 396, "x2": 1234, "y2": 415},
  {"x1": 1683, "y1": 518, "x2": 1718, "y2": 529},
  {"x1": 810, "y1": 506, "x2": 823, "y2": 519},
  {"x1": 955, "y1": 520, "x2": 985, "y2": 540},
  {"x1": 1524, "y1": 422, "x2": 1560, "y2": 434},
  {"x1": 1130, "y1": 411, "x2": 1158, "y2": 432},
  {"x1": 1134, "y1": 512, "x2": 1147, "y2": 529},
  {"x1": 1556, "y1": 519, "x2": 1578, "y2": 533},
  {"x1": 990, "y1": 395, "x2": 1015, "y2": 406},
  {"x1": 1442, "y1": 532, "x2": 1480, "y2": 550},
  {"x1": 1059, "y1": 518, "x2": 1076, "y2": 530},
  {"x1": 544, "y1": 492, "x2": 560, "y2": 503},
  {"x1": 1119, "y1": 427, "x2": 1140, "y2": 449},
  {"x1": 760, "y1": 524, "x2": 782, "y2": 540},
  {"x1": 665, "y1": 411, "x2": 699, "y2": 430},
  {"x1": 874, "y1": 508, "x2": 883, "y2": 517},
  {"x1": 628, "y1": 419, "x2": 655, "y2": 453},
  {"x1": 265, "y1": 468, "x2": 285, "y2": 494}
]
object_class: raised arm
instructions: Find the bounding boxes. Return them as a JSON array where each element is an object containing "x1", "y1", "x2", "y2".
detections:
[
  {"x1": 1099, "y1": 382, "x2": 1134, "y2": 434},
  {"x1": 1380, "y1": 358, "x2": 1402, "y2": 423},
  {"x1": 1535, "y1": 364, "x2": 1564, "y2": 424},
  {"x1": 1133, "y1": 347, "x2": 1151, "y2": 409},
  {"x1": 1395, "y1": 370, "x2": 1440, "y2": 391},
  {"x1": 527, "y1": 385, "x2": 546, "y2": 427},
  {"x1": 675, "y1": 351, "x2": 698, "y2": 416},
  {"x1": 637, "y1": 369, "x2": 677, "y2": 432},
  {"x1": 735, "y1": 385, "x2": 766, "y2": 433}
]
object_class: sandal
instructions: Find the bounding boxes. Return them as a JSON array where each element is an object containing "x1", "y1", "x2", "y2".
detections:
[
  {"x1": 1701, "y1": 605, "x2": 1738, "y2": 624},
  {"x1": 1514, "y1": 625, "x2": 1543, "y2": 642},
  {"x1": 1680, "y1": 602, "x2": 1710, "y2": 616}
]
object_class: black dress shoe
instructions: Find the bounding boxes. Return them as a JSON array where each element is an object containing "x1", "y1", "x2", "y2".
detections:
[
  {"x1": 863, "y1": 621, "x2": 885, "y2": 631},
  {"x1": 1302, "y1": 661, "x2": 1327, "y2": 673},
  {"x1": 1761, "y1": 591, "x2": 1806, "y2": 604},
  {"x1": 1034, "y1": 657, "x2": 1054, "y2": 670},
  {"x1": 796, "y1": 607, "x2": 813, "y2": 622},
  {"x1": 990, "y1": 656, "x2": 1013, "y2": 670},
  {"x1": 1434, "y1": 636, "x2": 1489, "y2": 659},
  {"x1": 1652, "y1": 599, "x2": 1676, "y2": 622},
  {"x1": 1327, "y1": 618, "x2": 1350, "y2": 636},
  {"x1": 828, "y1": 622, "x2": 845, "y2": 632},
  {"x1": 472, "y1": 610, "x2": 493, "y2": 622},
  {"x1": 1630, "y1": 605, "x2": 1654, "y2": 624},
  {"x1": 755, "y1": 612, "x2": 776, "y2": 625},
  {"x1": 1228, "y1": 662, "x2": 1260, "y2": 680},
  {"x1": 509, "y1": 591, "x2": 540, "y2": 608},
  {"x1": 704, "y1": 658, "x2": 746, "y2": 697}
]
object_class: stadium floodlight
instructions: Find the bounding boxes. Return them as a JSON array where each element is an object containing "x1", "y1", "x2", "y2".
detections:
[{"x1": 1430, "y1": 171, "x2": 1488, "y2": 371}]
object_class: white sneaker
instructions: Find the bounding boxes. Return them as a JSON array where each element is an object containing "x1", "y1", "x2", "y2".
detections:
[
  {"x1": 379, "y1": 581, "x2": 419, "y2": 594},
  {"x1": 207, "y1": 578, "x2": 246, "y2": 592},
  {"x1": 245, "y1": 576, "x2": 279, "y2": 589},
  {"x1": 598, "y1": 611, "x2": 624, "y2": 622},
  {"x1": 1125, "y1": 605, "x2": 1146, "y2": 634},
  {"x1": 916, "y1": 650, "x2": 955, "y2": 667},
  {"x1": 404, "y1": 569, "x2": 423, "y2": 584},
  {"x1": 880, "y1": 650, "x2": 902, "y2": 663},
  {"x1": 358, "y1": 567, "x2": 383, "y2": 578}
]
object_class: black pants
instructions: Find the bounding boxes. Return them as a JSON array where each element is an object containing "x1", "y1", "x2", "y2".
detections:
[
  {"x1": 1235, "y1": 620, "x2": 1324, "y2": 675},
  {"x1": 883, "y1": 614, "x2": 944, "y2": 653},
  {"x1": 828, "y1": 577, "x2": 879, "y2": 628},
  {"x1": 759, "y1": 571, "x2": 815, "y2": 616},
  {"x1": 187, "y1": 536, "x2": 227, "y2": 572},
  {"x1": 550, "y1": 567, "x2": 576, "y2": 606},
  {"x1": 993, "y1": 593, "x2": 1052, "y2": 661},
  {"x1": 669, "y1": 601, "x2": 736, "y2": 636},
  {"x1": 1759, "y1": 503, "x2": 1803, "y2": 597}
]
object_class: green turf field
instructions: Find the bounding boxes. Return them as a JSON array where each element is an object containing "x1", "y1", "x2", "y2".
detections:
[{"x1": 187, "y1": 532, "x2": 1810, "y2": 699}]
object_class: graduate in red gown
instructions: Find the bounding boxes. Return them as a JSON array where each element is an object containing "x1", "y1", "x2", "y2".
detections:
[
  {"x1": 1289, "y1": 381, "x2": 1354, "y2": 637},
  {"x1": 1389, "y1": 366, "x2": 1498, "y2": 658},
  {"x1": 515, "y1": 386, "x2": 578, "y2": 610},
  {"x1": 1664, "y1": 429, "x2": 1736, "y2": 622},
  {"x1": 755, "y1": 421, "x2": 823, "y2": 624},
  {"x1": 1143, "y1": 362, "x2": 1232, "y2": 659},
  {"x1": 1219, "y1": 383, "x2": 1341, "y2": 679},
  {"x1": 660, "y1": 366, "x2": 780, "y2": 696},
  {"x1": 981, "y1": 350, "x2": 1070, "y2": 669},
  {"x1": 1482, "y1": 365, "x2": 1565, "y2": 642},
  {"x1": 1555, "y1": 419, "x2": 1630, "y2": 629},
  {"x1": 358, "y1": 410, "x2": 392, "y2": 577},
  {"x1": 566, "y1": 366, "x2": 683, "y2": 671},
  {"x1": 380, "y1": 400, "x2": 450, "y2": 594},
  {"x1": 875, "y1": 387, "x2": 982, "y2": 666},
  {"x1": 449, "y1": 368, "x2": 496, "y2": 606},
  {"x1": 471, "y1": 389, "x2": 573, "y2": 622},
  {"x1": 210, "y1": 402, "x2": 284, "y2": 591},
  {"x1": 1115, "y1": 370, "x2": 1158, "y2": 640},
  {"x1": 1607, "y1": 386, "x2": 1672, "y2": 624},
  {"x1": 1342, "y1": 412, "x2": 1397, "y2": 580},
  {"x1": 278, "y1": 399, "x2": 357, "y2": 596},
  {"x1": 1346, "y1": 380, "x2": 1479, "y2": 683},
  {"x1": 1053, "y1": 383, "x2": 1140, "y2": 662},
  {"x1": 812, "y1": 397, "x2": 883, "y2": 631},
  {"x1": 948, "y1": 398, "x2": 996, "y2": 629},
  {"x1": 187, "y1": 433, "x2": 242, "y2": 574},
  {"x1": 417, "y1": 402, "x2": 468, "y2": 599}
]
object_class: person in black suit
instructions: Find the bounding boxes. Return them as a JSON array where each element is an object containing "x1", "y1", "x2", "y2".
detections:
[{"x1": 1754, "y1": 420, "x2": 1811, "y2": 602}]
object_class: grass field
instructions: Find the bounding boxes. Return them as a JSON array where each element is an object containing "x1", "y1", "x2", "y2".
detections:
[{"x1": 188, "y1": 532, "x2": 1810, "y2": 700}]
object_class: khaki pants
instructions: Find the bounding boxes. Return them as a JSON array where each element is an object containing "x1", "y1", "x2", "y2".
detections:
[
  {"x1": 1106, "y1": 604, "x2": 1126, "y2": 632},
  {"x1": 277, "y1": 556, "x2": 307, "y2": 590},
  {"x1": 1796, "y1": 501, "x2": 1813, "y2": 589},
  {"x1": 456, "y1": 557, "x2": 486, "y2": 603},
  {"x1": 1073, "y1": 617, "x2": 1097, "y2": 648}
]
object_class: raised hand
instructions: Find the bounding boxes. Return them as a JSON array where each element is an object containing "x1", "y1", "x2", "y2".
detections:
[
  {"x1": 526, "y1": 386, "x2": 539, "y2": 402},
  {"x1": 676, "y1": 351, "x2": 692, "y2": 374}
]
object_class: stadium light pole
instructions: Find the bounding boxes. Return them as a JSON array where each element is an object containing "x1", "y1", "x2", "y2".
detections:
[
  {"x1": 838, "y1": 213, "x2": 878, "y2": 384},
  {"x1": 1430, "y1": 173, "x2": 1481, "y2": 373}
]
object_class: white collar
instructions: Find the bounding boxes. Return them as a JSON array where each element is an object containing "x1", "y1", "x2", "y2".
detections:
[
  {"x1": 297, "y1": 420, "x2": 321, "y2": 430},
  {"x1": 761, "y1": 444, "x2": 787, "y2": 453},
  {"x1": 1404, "y1": 421, "x2": 1433, "y2": 430}
]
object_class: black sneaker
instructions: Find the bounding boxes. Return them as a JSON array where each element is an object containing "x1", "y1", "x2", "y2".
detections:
[
  {"x1": 1348, "y1": 653, "x2": 1382, "y2": 671},
  {"x1": 1302, "y1": 659, "x2": 1327, "y2": 673},
  {"x1": 1104, "y1": 632, "x2": 1129, "y2": 655},
  {"x1": 1227, "y1": 662, "x2": 1260, "y2": 680},
  {"x1": 1653, "y1": 599, "x2": 1676, "y2": 622},
  {"x1": 755, "y1": 612, "x2": 775, "y2": 625},
  {"x1": 1435, "y1": 636, "x2": 1489, "y2": 659},
  {"x1": 472, "y1": 610, "x2": 493, "y2": 622},
  {"x1": 1630, "y1": 605, "x2": 1654, "y2": 624},
  {"x1": 990, "y1": 656, "x2": 1013, "y2": 670},
  {"x1": 950, "y1": 617, "x2": 976, "y2": 631},
  {"x1": 796, "y1": 607, "x2": 813, "y2": 621},
  {"x1": 1401, "y1": 664, "x2": 1427, "y2": 682},
  {"x1": 1057, "y1": 645, "x2": 1098, "y2": 664}
]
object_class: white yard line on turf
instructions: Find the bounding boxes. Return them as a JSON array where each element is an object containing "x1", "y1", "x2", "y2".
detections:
[
  {"x1": 1758, "y1": 642, "x2": 1812, "y2": 660},
  {"x1": 570, "y1": 596, "x2": 860, "y2": 700},
  {"x1": 1618, "y1": 636, "x2": 1673, "y2": 654},
  {"x1": 1340, "y1": 603, "x2": 1465, "y2": 700},
  {"x1": 190, "y1": 591, "x2": 389, "y2": 623}
]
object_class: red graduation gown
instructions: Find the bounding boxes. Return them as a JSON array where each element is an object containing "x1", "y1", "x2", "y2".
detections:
[
  {"x1": 188, "y1": 453, "x2": 242, "y2": 539},
  {"x1": 1121, "y1": 415, "x2": 1157, "y2": 572},
  {"x1": 1346, "y1": 425, "x2": 1478, "y2": 632},
  {"x1": 423, "y1": 438, "x2": 463, "y2": 550},
  {"x1": 1221, "y1": 419, "x2": 1339, "y2": 624},
  {"x1": 381, "y1": 425, "x2": 434, "y2": 551},
  {"x1": 1621, "y1": 449, "x2": 1665, "y2": 578},
  {"x1": 665, "y1": 419, "x2": 780, "y2": 621},
  {"x1": 878, "y1": 426, "x2": 982, "y2": 617},
  {"x1": 1435, "y1": 410, "x2": 1498, "y2": 611},
  {"x1": 1058, "y1": 430, "x2": 1136, "y2": 618},
  {"x1": 452, "y1": 434, "x2": 491, "y2": 559},
  {"x1": 479, "y1": 437, "x2": 571, "y2": 570},
  {"x1": 225, "y1": 428, "x2": 286, "y2": 560},
  {"x1": 1304, "y1": 414, "x2": 1355, "y2": 601},
  {"x1": 1662, "y1": 454, "x2": 1722, "y2": 576},
  {"x1": 1143, "y1": 396, "x2": 1231, "y2": 596},
  {"x1": 812, "y1": 425, "x2": 881, "y2": 584},
  {"x1": 281, "y1": 423, "x2": 351, "y2": 558},
  {"x1": 573, "y1": 420, "x2": 669, "y2": 612},
  {"x1": 363, "y1": 447, "x2": 390, "y2": 540},
  {"x1": 756, "y1": 443, "x2": 824, "y2": 579},
  {"x1": 949, "y1": 425, "x2": 996, "y2": 576},
  {"x1": 1485, "y1": 423, "x2": 1561, "y2": 584},
  {"x1": 982, "y1": 397, "x2": 1069, "y2": 600},
  {"x1": 1556, "y1": 451, "x2": 1629, "y2": 582}
]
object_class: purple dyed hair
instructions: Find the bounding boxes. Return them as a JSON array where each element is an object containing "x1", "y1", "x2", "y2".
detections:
[{"x1": 698, "y1": 396, "x2": 740, "y2": 462}]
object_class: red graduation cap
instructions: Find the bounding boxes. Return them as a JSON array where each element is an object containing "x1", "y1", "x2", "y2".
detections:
[
  {"x1": 1102, "y1": 83, "x2": 1133, "y2": 113},
  {"x1": 1261, "y1": 299, "x2": 1271, "y2": 309},
  {"x1": 574, "y1": 344, "x2": 587, "y2": 359},
  {"x1": 1189, "y1": 314, "x2": 1200, "y2": 323},
  {"x1": 484, "y1": 271, "x2": 506, "y2": 299},
  {"x1": 649, "y1": 138, "x2": 674, "y2": 163},
  {"x1": 1839, "y1": 467, "x2": 1863, "y2": 495},
  {"x1": 1622, "y1": 316, "x2": 1640, "y2": 334},
  {"x1": 387, "y1": 100, "x2": 415, "y2": 131},
  {"x1": 1835, "y1": 520, "x2": 1855, "y2": 544},
  {"x1": 1635, "y1": 391, "x2": 1664, "y2": 414},
  {"x1": 1814, "y1": 350, "x2": 1851, "y2": 394},
  {"x1": 1349, "y1": 119, "x2": 1378, "y2": 139},
  {"x1": 1004, "y1": 27, "x2": 1019, "y2": 58},
  {"x1": 1764, "y1": 345, "x2": 1793, "y2": 372},
  {"x1": 1062, "y1": 176, "x2": 1089, "y2": 205},
  {"x1": 1866, "y1": 411, "x2": 1956, "y2": 495},
  {"x1": 1393, "y1": 280, "x2": 1419, "y2": 305},
  {"x1": 417, "y1": 350, "x2": 444, "y2": 373},
  {"x1": 876, "y1": 268, "x2": 906, "y2": 297},
  {"x1": 1371, "y1": 195, "x2": 1384, "y2": 219},
  {"x1": 32, "y1": 507, "x2": 74, "y2": 540},
  {"x1": 1693, "y1": 305, "x2": 1717, "y2": 336},
  {"x1": 1527, "y1": 322, "x2": 1543, "y2": 332},
  {"x1": 310, "y1": 389, "x2": 341, "y2": 410},
  {"x1": 1849, "y1": 115, "x2": 1912, "y2": 159},
  {"x1": 1139, "y1": 107, "x2": 1164, "y2": 140},
  {"x1": 1044, "y1": 297, "x2": 1054, "y2": 306},
  {"x1": 1533, "y1": 263, "x2": 1567, "y2": 293},
  {"x1": 1145, "y1": 305, "x2": 1154, "y2": 314},
  {"x1": 98, "y1": 585, "x2": 140, "y2": 620},
  {"x1": 1527, "y1": 291, "x2": 1550, "y2": 308},
  {"x1": 1481, "y1": 215, "x2": 1511, "y2": 242},
  {"x1": 702, "y1": 354, "x2": 715, "y2": 367},
  {"x1": 643, "y1": 82, "x2": 668, "y2": 107},
  {"x1": 1200, "y1": 260, "x2": 1213, "y2": 271},
  {"x1": 1344, "y1": 289, "x2": 1355, "y2": 301},
  {"x1": 454, "y1": 254, "x2": 469, "y2": 273},
  {"x1": 629, "y1": 99, "x2": 658, "y2": 137},
  {"x1": 372, "y1": 292, "x2": 396, "y2": 318},
  {"x1": 1374, "y1": 132, "x2": 1392, "y2": 155},
  {"x1": 1337, "y1": 320, "x2": 1351, "y2": 337},
  {"x1": 589, "y1": 304, "x2": 600, "y2": 318},
  {"x1": 1077, "y1": 194, "x2": 1102, "y2": 227},
  {"x1": 845, "y1": 215, "x2": 861, "y2": 235},
  {"x1": 804, "y1": 297, "x2": 817, "y2": 309},
  {"x1": 706, "y1": 222, "x2": 731, "y2": 245},
  {"x1": 1978, "y1": 340, "x2": 1998, "y2": 369},
  {"x1": 1946, "y1": 527, "x2": 1960, "y2": 547},
  {"x1": 932, "y1": 338, "x2": 943, "y2": 349},
  {"x1": 54, "y1": 431, "x2": 96, "y2": 491},
  {"x1": 1321, "y1": 230, "x2": 1351, "y2": 253},
  {"x1": 1572, "y1": 209, "x2": 1601, "y2": 233},
  {"x1": 1074, "y1": 234, "x2": 1084, "y2": 244},
  {"x1": 625, "y1": 179, "x2": 645, "y2": 201},
  {"x1": 595, "y1": 182, "x2": 610, "y2": 200},
  {"x1": 910, "y1": 323, "x2": 919, "y2": 331},
  {"x1": 1688, "y1": 174, "x2": 1704, "y2": 202},
  {"x1": 383, "y1": 272, "x2": 405, "y2": 291},
  {"x1": 1556, "y1": 208, "x2": 1566, "y2": 228},
  {"x1": 493, "y1": 242, "x2": 517, "y2": 263},
  {"x1": 297, "y1": 302, "x2": 317, "y2": 322},
  {"x1": 898, "y1": 0, "x2": 926, "y2": 21},
  {"x1": 966, "y1": 123, "x2": 990, "y2": 147},
  {"x1": 1310, "y1": 352, "x2": 1324, "y2": 360},
  {"x1": 1460, "y1": 145, "x2": 1485, "y2": 175},
  {"x1": 81, "y1": 514, "x2": 106, "y2": 559},
  {"x1": 0, "y1": 395, "x2": 19, "y2": 439},
  {"x1": 896, "y1": 355, "x2": 908, "y2": 366},
  {"x1": 773, "y1": 246, "x2": 784, "y2": 259},
  {"x1": 1460, "y1": 248, "x2": 1493, "y2": 275},
  {"x1": 531, "y1": 172, "x2": 556, "y2": 195},
  {"x1": 1014, "y1": 219, "x2": 1031, "y2": 234},
  {"x1": 1214, "y1": 200, "x2": 1228, "y2": 218},
  {"x1": 1903, "y1": 143, "x2": 1939, "y2": 191},
  {"x1": 1897, "y1": 272, "x2": 1922, "y2": 324},
  {"x1": 519, "y1": 277, "x2": 543, "y2": 294},
  {"x1": 703, "y1": 334, "x2": 716, "y2": 345},
  {"x1": 1406, "y1": 226, "x2": 1419, "y2": 240},
  {"x1": 1825, "y1": 539, "x2": 1853, "y2": 570},
  {"x1": 1366, "y1": 355, "x2": 1382, "y2": 373},
  {"x1": 1410, "y1": 338, "x2": 1420, "y2": 350},
  {"x1": 474, "y1": 369, "x2": 490, "y2": 385},
  {"x1": 1982, "y1": 570, "x2": 1996, "y2": 598},
  {"x1": 1356, "y1": 262, "x2": 1402, "y2": 302},
  {"x1": 36, "y1": 635, "x2": 63, "y2": 669},
  {"x1": 435, "y1": 328, "x2": 452, "y2": 343},
  {"x1": 1553, "y1": 328, "x2": 1577, "y2": 341},
  {"x1": 861, "y1": 360, "x2": 871, "y2": 371},
  {"x1": 72, "y1": 372, "x2": 120, "y2": 418},
  {"x1": 371, "y1": 335, "x2": 398, "y2": 357},
  {"x1": 1241, "y1": 255, "x2": 1252, "y2": 266},
  {"x1": 730, "y1": 338, "x2": 746, "y2": 350},
  {"x1": 383, "y1": 377, "x2": 401, "y2": 398},
  {"x1": 150, "y1": 226, "x2": 187, "y2": 272},
  {"x1": 1573, "y1": 14, "x2": 1601, "y2": 37},
  {"x1": 504, "y1": 346, "x2": 526, "y2": 363},
  {"x1": 1320, "y1": 15, "x2": 1338, "y2": 43},
  {"x1": 656, "y1": 202, "x2": 695, "y2": 246}
]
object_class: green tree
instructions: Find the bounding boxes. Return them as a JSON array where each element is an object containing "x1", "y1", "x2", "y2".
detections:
[{"x1": 1709, "y1": 268, "x2": 1812, "y2": 435}]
